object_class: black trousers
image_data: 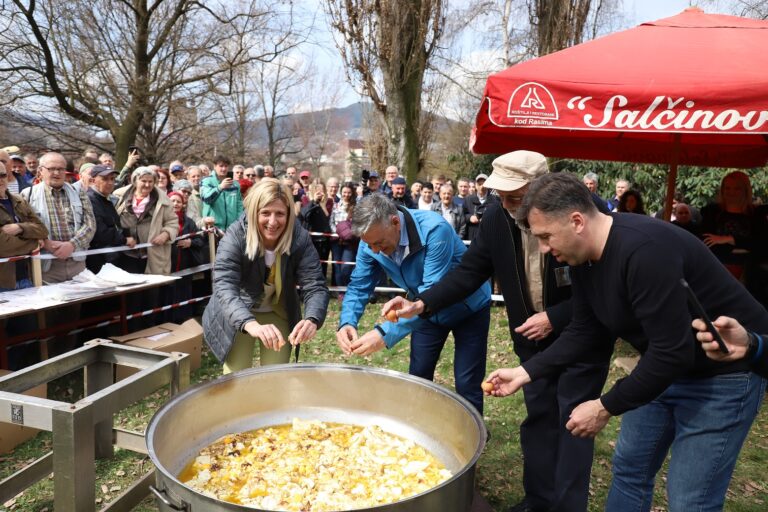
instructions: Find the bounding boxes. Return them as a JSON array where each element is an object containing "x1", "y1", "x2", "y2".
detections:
[{"x1": 515, "y1": 340, "x2": 610, "y2": 512}]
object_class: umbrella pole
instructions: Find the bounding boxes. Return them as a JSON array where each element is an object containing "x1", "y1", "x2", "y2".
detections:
[{"x1": 663, "y1": 134, "x2": 682, "y2": 221}]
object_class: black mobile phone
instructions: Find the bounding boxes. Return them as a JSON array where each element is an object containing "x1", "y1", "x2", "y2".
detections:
[
  {"x1": 680, "y1": 278, "x2": 729, "y2": 354},
  {"x1": 226, "y1": 171, "x2": 234, "y2": 180},
  {"x1": 128, "y1": 145, "x2": 140, "y2": 154}
]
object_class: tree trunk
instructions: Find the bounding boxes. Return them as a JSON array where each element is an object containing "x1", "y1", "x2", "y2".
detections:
[{"x1": 383, "y1": 69, "x2": 424, "y2": 183}]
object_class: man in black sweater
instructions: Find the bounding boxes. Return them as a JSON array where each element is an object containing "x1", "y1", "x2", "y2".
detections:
[
  {"x1": 384, "y1": 151, "x2": 612, "y2": 512},
  {"x1": 485, "y1": 173, "x2": 767, "y2": 511}
]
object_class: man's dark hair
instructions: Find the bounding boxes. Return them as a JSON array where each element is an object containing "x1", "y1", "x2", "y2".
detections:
[
  {"x1": 421, "y1": 182, "x2": 434, "y2": 191},
  {"x1": 213, "y1": 155, "x2": 231, "y2": 166},
  {"x1": 515, "y1": 173, "x2": 598, "y2": 229}
]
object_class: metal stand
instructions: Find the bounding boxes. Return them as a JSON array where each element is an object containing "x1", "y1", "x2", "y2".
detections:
[{"x1": 0, "y1": 340, "x2": 190, "y2": 511}]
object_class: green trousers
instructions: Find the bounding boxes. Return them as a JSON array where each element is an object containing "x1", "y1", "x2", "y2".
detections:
[{"x1": 223, "y1": 311, "x2": 292, "y2": 374}]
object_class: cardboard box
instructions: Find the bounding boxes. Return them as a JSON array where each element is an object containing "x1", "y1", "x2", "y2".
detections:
[
  {"x1": 111, "y1": 319, "x2": 202, "y2": 380},
  {"x1": 0, "y1": 370, "x2": 47, "y2": 454}
]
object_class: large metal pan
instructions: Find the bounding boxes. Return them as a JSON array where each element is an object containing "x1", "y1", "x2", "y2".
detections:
[{"x1": 147, "y1": 364, "x2": 486, "y2": 511}]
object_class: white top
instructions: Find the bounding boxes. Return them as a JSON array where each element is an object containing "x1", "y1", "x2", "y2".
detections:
[{"x1": 440, "y1": 204, "x2": 454, "y2": 224}]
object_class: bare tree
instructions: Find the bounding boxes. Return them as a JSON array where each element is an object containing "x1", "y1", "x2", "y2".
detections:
[
  {"x1": 700, "y1": 0, "x2": 768, "y2": 19},
  {"x1": 0, "y1": 0, "x2": 296, "y2": 166},
  {"x1": 214, "y1": 64, "x2": 261, "y2": 163},
  {"x1": 252, "y1": 55, "x2": 309, "y2": 168},
  {"x1": 326, "y1": 0, "x2": 446, "y2": 182},
  {"x1": 292, "y1": 68, "x2": 347, "y2": 174}
]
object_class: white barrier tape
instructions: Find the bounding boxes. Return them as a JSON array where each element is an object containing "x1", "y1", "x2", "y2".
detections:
[
  {"x1": 170, "y1": 263, "x2": 213, "y2": 278},
  {"x1": 125, "y1": 295, "x2": 211, "y2": 320},
  {"x1": 35, "y1": 295, "x2": 213, "y2": 340},
  {"x1": 309, "y1": 230, "x2": 470, "y2": 245},
  {"x1": 34, "y1": 241, "x2": 156, "y2": 260},
  {"x1": 0, "y1": 229, "x2": 214, "y2": 263},
  {"x1": 0, "y1": 252, "x2": 39, "y2": 264},
  {"x1": 325, "y1": 286, "x2": 504, "y2": 303},
  {"x1": 319, "y1": 260, "x2": 356, "y2": 266}
]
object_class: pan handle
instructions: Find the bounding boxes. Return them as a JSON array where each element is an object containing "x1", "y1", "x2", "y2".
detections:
[{"x1": 149, "y1": 485, "x2": 190, "y2": 511}]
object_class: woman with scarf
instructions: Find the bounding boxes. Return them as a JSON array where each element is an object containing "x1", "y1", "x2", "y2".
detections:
[{"x1": 167, "y1": 191, "x2": 204, "y2": 321}]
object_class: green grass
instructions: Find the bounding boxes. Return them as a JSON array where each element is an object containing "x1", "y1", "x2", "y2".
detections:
[{"x1": 0, "y1": 302, "x2": 766, "y2": 511}]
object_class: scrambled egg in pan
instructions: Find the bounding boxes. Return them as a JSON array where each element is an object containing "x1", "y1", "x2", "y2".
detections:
[{"x1": 180, "y1": 418, "x2": 452, "y2": 511}]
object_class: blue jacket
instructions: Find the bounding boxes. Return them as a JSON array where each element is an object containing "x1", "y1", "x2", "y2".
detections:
[{"x1": 339, "y1": 207, "x2": 491, "y2": 348}]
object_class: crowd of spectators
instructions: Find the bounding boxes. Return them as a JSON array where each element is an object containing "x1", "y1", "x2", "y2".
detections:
[
  {"x1": 583, "y1": 171, "x2": 768, "y2": 308},
  {"x1": 0, "y1": 144, "x2": 490, "y2": 309},
  {"x1": 2, "y1": 144, "x2": 765, "y2": 316}
]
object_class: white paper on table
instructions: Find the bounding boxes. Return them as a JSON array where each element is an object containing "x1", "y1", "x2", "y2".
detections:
[{"x1": 95, "y1": 263, "x2": 149, "y2": 286}]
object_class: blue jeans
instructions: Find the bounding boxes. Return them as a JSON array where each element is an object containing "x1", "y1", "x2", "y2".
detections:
[
  {"x1": 409, "y1": 305, "x2": 490, "y2": 414},
  {"x1": 606, "y1": 371, "x2": 766, "y2": 512},
  {"x1": 330, "y1": 242, "x2": 357, "y2": 287},
  {"x1": 0, "y1": 277, "x2": 33, "y2": 293}
]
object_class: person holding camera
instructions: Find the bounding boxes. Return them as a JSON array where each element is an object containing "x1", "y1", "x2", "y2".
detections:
[
  {"x1": 300, "y1": 183, "x2": 332, "y2": 277},
  {"x1": 360, "y1": 169, "x2": 382, "y2": 196},
  {"x1": 200, "y1": 155, "x2": 243, "y2": 231}
]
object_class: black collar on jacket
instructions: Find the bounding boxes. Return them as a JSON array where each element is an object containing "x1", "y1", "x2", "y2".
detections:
[{"x1": 396, "y1": 205, "x2": 425, "y2": 255}]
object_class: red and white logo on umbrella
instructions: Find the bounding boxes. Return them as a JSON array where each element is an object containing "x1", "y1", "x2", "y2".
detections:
[{"x1": 506, "y1": 82, "x2": 559, "y2": 124}]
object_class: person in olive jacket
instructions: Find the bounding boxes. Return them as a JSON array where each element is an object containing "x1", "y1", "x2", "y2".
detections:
[{"x1": 203, "y1": 179, "x2": 329, "y2": 371}]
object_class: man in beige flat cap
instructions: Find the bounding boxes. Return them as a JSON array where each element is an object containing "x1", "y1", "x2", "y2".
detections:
[{"x1": 384, "y1": 150, "x2": 611, "y2": 512}]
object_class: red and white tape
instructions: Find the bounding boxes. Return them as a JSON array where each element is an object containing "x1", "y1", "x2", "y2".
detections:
[{"x1": 0, "y1": 229, "x2": 215, "y2": 264}]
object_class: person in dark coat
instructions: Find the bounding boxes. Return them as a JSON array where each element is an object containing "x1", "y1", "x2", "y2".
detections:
[
  {"x1": 166, "y1": 191, "x2": 205, "y2": 322},
  {"x1": 203, "y1": 178, "x2": 329, "y2": 372},
  {"x1": 431, "y1": 183, "x2": 467, "y2": 239},
  {"x1": 168, "y1": 192, "x2": 205, "y2": 273},
  {"x1": 300, "y1": 182, "x2": 332, "y2": 278},
  {"x1": 388, "y1": 177, "x2": 416, "y2": 209},
  {"x1": 463, "y1": 173, "x2": 499, "y2": 240},
  {"x1": 383, "y1": 151, "x2": 612, "y2": 512},
  {"x1": 86, "y1": 165, "x2": 136, "y2": 273},
  {"x1": 699, "y1": 171, "x2": 768, "y2": 289}
]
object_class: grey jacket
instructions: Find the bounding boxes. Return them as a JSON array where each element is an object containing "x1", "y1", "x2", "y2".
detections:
[
  {"x1": 431, "y1": 201, "x2": 467, "y2": 240},
  {"x1": 203, "y1": 214, "x2": 329, "y2": 363}
]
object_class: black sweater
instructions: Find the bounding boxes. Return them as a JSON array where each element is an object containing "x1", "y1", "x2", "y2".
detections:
[
  {"x1": 523, "y1": 213, "x2": 768, "y2": 415},
  {"x1": 419, "y1": 203, "x2": 583, "y2": 349}
]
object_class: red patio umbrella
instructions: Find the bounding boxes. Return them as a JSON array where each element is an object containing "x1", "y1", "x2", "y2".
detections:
[{"x1": 470, "y1": 7, "x2": 768, "y2": 216}]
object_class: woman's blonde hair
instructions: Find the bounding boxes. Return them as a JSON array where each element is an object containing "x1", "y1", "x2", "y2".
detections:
[
  {"x1": 243, "y1": 178, "x2": 295, "y2": 260},
  {"x1": 718, "y1": 170, "x2": 753, "y2": 213}
]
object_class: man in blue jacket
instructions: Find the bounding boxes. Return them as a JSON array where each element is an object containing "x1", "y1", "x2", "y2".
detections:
[{"x1": 336, "y1": 193, "x2": 491, "y2": 413}]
